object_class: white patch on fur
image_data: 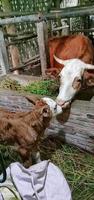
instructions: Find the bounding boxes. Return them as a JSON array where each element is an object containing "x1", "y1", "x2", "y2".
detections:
[{"x1": 42, "y1": 97, "x2": 62, "y2": 116}]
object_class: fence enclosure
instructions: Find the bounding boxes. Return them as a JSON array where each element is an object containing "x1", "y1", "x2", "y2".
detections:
[{"x1": 0, "y1": 4, "x2": 93, "y2": 76}]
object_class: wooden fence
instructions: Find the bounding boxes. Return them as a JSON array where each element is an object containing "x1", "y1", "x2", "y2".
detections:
[{"x1": 0, "y1": 4, "x2": 94, "y2": 76}]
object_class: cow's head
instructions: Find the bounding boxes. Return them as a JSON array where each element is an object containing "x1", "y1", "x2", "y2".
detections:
[{"x1": 55, "y1": 56, "x2": 94, "y2": 108}]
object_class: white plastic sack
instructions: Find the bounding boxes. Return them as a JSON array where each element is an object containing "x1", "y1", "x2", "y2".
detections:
[{"x1": 0, "y1": 160, "x2": 72, "y2": 200}]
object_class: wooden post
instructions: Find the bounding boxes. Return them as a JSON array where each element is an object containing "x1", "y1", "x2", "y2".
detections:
[
  {"x1": 36, "y1": 21, "x2": 49, "y2": 77},
  {"x1": 0, "y1": 30, "x2": 9, "y2": 75},
  {"x1": 43, "y1": 21, "x2": 50, "y2": 68}
]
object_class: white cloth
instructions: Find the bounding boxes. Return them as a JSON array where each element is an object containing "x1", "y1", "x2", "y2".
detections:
[{"x1": 0, "y1": 160, "x2": 72, "y2": 200}]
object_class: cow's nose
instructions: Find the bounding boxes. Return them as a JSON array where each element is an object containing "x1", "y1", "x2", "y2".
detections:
[{"x1": 56, "y1": 99, "x2": 65, "y2": 106}]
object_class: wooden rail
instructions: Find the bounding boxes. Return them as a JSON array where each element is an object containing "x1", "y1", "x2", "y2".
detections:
[
  {"x1": 0, "y1": 5, "x2": 93, "y2": 26},
  {"x1": 0, "y1": 5, "x2": 93, "y2": 22}
]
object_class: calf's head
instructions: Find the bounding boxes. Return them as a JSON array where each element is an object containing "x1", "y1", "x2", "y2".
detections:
[
  {"x1": 25, "y1": 96, "x2": 62, "y2": 117},
  {"x1": 54, "y1": 56, "x2": 94, "y2": 108},
  {"x1": 42, "y1": 97, "x2": 62, "y2": 116}
]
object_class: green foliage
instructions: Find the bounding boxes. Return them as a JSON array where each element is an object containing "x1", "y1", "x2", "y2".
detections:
[
  {"x1": 0, "y1": 78, "x2": 59, "y2": 96},
  {"x1": 80, "y1": 0, "x2": 94, "y2": 5},
  {"x1": 24, "y1": 79, "x2": 59, "y2": 96}
]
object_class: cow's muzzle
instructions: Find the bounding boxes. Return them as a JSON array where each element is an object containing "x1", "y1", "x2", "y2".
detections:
[{"x1": 56, "y1": 99, "x2": 71, "y2": 109}]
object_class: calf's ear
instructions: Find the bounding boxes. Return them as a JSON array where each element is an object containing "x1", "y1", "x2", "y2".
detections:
[{"x1": 25, "y1": 95, "x2": 40, "y2": 105}]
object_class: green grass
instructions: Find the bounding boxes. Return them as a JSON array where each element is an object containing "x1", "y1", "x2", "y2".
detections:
[{"x1": 24, "y1": 79, "x2": 59, "y2": 96}]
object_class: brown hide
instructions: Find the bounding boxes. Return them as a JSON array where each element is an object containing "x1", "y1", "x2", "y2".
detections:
[{"x1": 0, "y1": 99, "x2": 52, "y2": 167}]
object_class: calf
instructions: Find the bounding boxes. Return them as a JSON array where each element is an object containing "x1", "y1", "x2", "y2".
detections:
[{"x1": 0, "y1": 97, "x2": 62, "y2": 167}]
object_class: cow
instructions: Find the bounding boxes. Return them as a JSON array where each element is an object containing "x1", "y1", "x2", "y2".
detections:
[
  {"x1": 48, "y1": 34, "x2": 94, "y2": 69},
  {"x1": 47, "y1": 34, "x2": 94, "y2": 108}
]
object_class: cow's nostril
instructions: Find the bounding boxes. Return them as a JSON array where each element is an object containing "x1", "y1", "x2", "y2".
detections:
[{"x1": 56, "y1": 99, "x2": 65, "y2": 106}]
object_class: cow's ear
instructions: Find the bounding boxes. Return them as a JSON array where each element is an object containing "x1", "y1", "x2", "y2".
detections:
[
  {"x1": 86, "y1": 78, "x2": 94, "y2": 86},
  {"x1": 83, "y1": 71, "x2": 94, "y2": 86}
]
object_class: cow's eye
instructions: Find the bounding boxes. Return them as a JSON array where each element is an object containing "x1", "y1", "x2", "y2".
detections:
[
  {"x1": 72, "y1": 76, "x2": 82, "y2": 90},
  {"x1": 54, "y1": 104, "x2": 57, "y2": 112},
  {"x1": 57, "y1": 74, "x2": 60, "y2": 79}
]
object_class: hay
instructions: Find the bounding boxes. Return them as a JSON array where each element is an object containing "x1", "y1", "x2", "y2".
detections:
[
  {"x1": 0, "y1": 139, "x2": 94, "y2": 200},
  {"x1": 40, "y1": 138, "x2": 94, "y2": 200},
  {"x1": 0, "y1": 78, "x2": 23, "y2": 91}
]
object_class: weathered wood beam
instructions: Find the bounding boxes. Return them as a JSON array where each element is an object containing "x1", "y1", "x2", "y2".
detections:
[
  {"x1": 0, "y1": 5, "x2": 93, "y2": 26},
  {"x1": 0, "y1": 30, "x2": 9, "y2": 75},
  {"x1": 70, "y1": 29, "x2": 94, "y2": 33},
  {"x1": 10, "y1": 55, "x2": 40, "y2": 72},
  {"x1": 0, "y1": 14, "x2": 43, "y2": 25},
  {"x1": 46, "y1": 5, "x2": 94, "y2": 19},
  {"x1": 36, "y1": 21, "x2": 48, "y2": 77},
  {"x1": 8, "y1": 34, "x2": 37, "y2": 43},
  {"x1": 45, "y1": 97, "x2": 94, "y2": 153},
  {"x1": 0, "y1": 5, "x2": 92, "y2": 18},
  {"x1": 0, "y1": 11, "x2": 33, "y2": 18},
  {"x1": 10, "y1": 62, "x2": 40, "y2": 72}
]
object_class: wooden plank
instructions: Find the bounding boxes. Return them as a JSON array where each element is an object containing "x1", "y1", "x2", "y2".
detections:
[
  {"x1": 0, "y1": 5, "x2": 93, "y2": 27},
  {"x1": 0, "y1": 14, "x2": 43, "y2": 25},
  {"x1": 0, "y1": 30, "x2": 9, "y2": 75},
  {"x1": 36, "y1": 21, "x2": 48, "y2": 77},
  {"x1": 0, "y1": 90, "x2": 93, "y2": 153},
  {"x1": 0, "y1": 5, "x2": 92, "y2": 18},
  {"x1": 43, "y1": 21, "x2": 50, "y2": 67},
  {"x1": 0, "y1": 11, "x2": 32, "y2": 18},
  {"x1": 48, "y1": 5, "x2": 94, "y2": 19},
  {"x1": 91, "y1": 97, "x2": 94, "y2": 103}
]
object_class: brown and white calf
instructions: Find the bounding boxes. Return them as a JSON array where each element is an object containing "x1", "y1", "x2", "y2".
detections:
[{"x1": 0, "y1": 97, "x2": 62, "y2": 167}]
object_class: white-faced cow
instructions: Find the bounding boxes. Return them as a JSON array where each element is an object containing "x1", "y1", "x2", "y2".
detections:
[
  {"x1": 55, "y1": 57, "x2": 94, "y2": 108},
  {"x1": 47, "y1": 34, "x2": 94, "y2": 108}
]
